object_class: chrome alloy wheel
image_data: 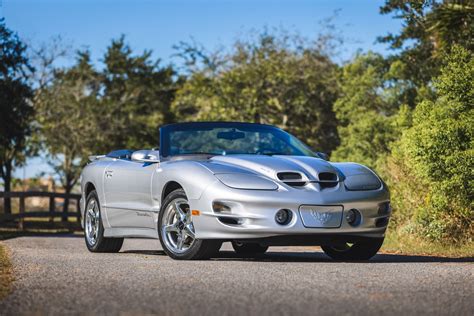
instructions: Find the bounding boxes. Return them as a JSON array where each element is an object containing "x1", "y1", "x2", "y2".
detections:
[
  {"x1": 161, "y1": 197, "x2": 196, "y2": 254},
  {"x1": 85, "y1": 198, "x2": 100, "y2": 246}
]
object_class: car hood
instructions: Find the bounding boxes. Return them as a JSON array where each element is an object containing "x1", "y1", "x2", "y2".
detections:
[{"x1": 198, "y1": 154, "x2": 342, "y2": 182}]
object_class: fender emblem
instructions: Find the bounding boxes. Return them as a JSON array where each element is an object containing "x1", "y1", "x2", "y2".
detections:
[
  {"x1": 310, "y1": 210, "x2": 332, "y2": 224},
  {"x1": 136, "y1": 211, "x2": 151, "y2": 217}
]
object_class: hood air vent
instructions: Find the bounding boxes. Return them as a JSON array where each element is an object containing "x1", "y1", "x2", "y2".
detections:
[
  {"x1": 277, "y1": 172, "x2": 307, "y2": 187},
  {"x1": 317, "y1": 172, "x2": 338, "y2": 188},
  {"x1": 277, "y1": 172, "x2": 302, "y2": 181}
]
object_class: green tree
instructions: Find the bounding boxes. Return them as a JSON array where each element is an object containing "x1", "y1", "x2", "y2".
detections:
[
  {"x1": 35, "y1": 51, "x2": 101, "y2": 216},
  {"x1": 0, "y1": 19, "x2": 34, "y2": 213},
  {"x1": 331, "y1": 53, "x2": 410, "y2": 168},
  {"x1": 379, "y1": 0, "x2": 474, "y2": 106},
  {"x1": 102, "y1": 36, "x2": 177, "y2": 150},
  {"x1": 172, "y1": 32, "x2": 340, "y2": 153},
  {"x1": 391, "y1": 45, "x2": 473, "y2": 243}
]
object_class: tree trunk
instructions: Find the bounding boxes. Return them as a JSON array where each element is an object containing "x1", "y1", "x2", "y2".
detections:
[
  {"x1": 2, "y1": 162, "x2": 12, "y2": 214},
  {"x1": 62, "y1": 184, "x2": 72, "y2": 222}
]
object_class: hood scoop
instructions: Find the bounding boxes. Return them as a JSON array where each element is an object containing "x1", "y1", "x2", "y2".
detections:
[
  {"x1": 277, "y1": 172, "x2": 307, "y2": 187},
  {"x1": 317, "y1": 172, "x2": 339, "y2": 188},
  {"x1": 276, "y1": 171, "x2": 339, "y2": 188}
]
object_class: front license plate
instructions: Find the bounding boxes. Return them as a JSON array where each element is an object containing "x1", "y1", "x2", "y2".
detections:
[{"x1": 299, "y1": 205, "x2": 343, "y2": 228}]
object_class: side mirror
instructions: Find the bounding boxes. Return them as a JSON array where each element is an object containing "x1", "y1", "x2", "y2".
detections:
[
  {"x1": 316, "y1": 152, "x2": 329, "y2": 161},
  {"x1": 131, "y1": 150, "x2": 160, "y2": 163}
]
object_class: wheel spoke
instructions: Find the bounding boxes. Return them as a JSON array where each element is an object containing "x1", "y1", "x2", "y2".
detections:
[
  {"x1": 164, "y1": 224, "x2": 179, "y2": 233},
  {"x1": 174, "y1": 202, "x2": 186, "y2": 221},
  {"x1": 184, "y1": 224, "x2": 195, "y2": 239},
  {"x1": 176, "y1": 235, "x2": 184, "y2": 250}
]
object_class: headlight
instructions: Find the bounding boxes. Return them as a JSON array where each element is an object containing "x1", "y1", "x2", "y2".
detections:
[
  {"x1": 344, "y1": 173, "x2": 381, "y2": 191},
  {"x1": 215, "y1": 173, "x2": 278, "y2": 190},
  {"x1": 331, "y1": 163, "x2": 383, "y2": 191}
]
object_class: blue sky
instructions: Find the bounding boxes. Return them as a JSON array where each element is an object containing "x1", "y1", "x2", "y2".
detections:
[{"x1": 1, "y1": 0, "x2": 402, "y2": 179}]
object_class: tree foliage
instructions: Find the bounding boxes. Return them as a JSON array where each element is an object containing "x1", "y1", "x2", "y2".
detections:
[
  {"x1": 331, "y1": 53, "x2": 401, "y2": 168},
  {"x1": 102, "y1": 36, "x2": 177, "y2": 150},
  {"x1": 0, "y1": 19, "x2": 34, "y2": 213},
  {"x1": 390, "y1": 45, "x2": 473, "y2": 242},
  {"x1": 379, "y1": 0, "x2": 474, "y2": 106},
  {"x1": 172, "y1": 32, "x2": 340, "y2": 153},
  {"x1": 35, "y1": 51, "x2": 101, "y2": 212},
  {"x1": 33, "y1": 36, "x2": 178, "y2": 202},
  {"x1": 332, "y1": 1, "x2": 473, "y2": 243}
]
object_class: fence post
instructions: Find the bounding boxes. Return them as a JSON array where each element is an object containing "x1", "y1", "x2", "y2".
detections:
[
  {"x1": 49, "y1": 195, "x2": 55, "y2": 223},
  {"x1": 76, "y1": 198, "x2": 81, "y2": 224},
  {"x1": 18, "y1": 195, "x2": 25, "y2": 230}
]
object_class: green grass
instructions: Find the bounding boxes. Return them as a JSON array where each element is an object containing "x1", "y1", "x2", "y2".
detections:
[
  {"x1": 382, "y1": 229, "x2": 474, "y2": 258},
  {"x1": 0, "y1": 243, "x2": 13, "y2": 300}
]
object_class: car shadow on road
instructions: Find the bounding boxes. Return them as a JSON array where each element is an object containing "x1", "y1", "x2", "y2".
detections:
[
  {"x1": 122, "y1": 250, "x2": 166, "y2": 256},
  {"x1": 121, "y1": 249, "x2": 474, "y2": 263},
  {"x1": 215, "y1": 251, "x2": 473, "y2": 263}
]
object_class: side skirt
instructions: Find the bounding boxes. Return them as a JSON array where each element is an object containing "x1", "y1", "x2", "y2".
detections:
[{"x1": 104, "y1": 227, "x2": 159, "y2": 239}]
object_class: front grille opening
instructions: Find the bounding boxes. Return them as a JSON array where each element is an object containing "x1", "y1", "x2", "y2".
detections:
[
  {"x1": 218, "y1": 217, "x2": 241, "y2": 225},
  {"x1": 318, "y1": 172, "x2": 337, "y2": 181},
  {"x1": 277, "y1": 172, "x2": 302, "y2": 181}
]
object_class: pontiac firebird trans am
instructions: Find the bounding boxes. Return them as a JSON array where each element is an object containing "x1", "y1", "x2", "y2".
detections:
[{"x1": 80, "y1": 122, "x2": 391, "y2": 260}]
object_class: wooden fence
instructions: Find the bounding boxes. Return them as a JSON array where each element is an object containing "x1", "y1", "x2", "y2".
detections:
[{"x1": 0, "y1": 191, "x2": 82, "y2": 231}]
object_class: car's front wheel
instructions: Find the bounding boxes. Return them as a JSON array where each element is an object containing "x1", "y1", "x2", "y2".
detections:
[
  {"x1": 84, "y1": 190, "x2": 124, "y2": 252},
  {"x1": 321, "y1": 237, "x2": 384, "y2": 261},
  {"x1": 158, "y1": 189, "x2": 221, "y2": 260}
]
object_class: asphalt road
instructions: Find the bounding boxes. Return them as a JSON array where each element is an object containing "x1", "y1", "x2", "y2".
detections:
[{"x1": 0, "y1": 236, "x2": 473, "y2": 316}]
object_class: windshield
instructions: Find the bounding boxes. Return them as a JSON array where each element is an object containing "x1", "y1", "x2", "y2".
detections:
[{"x1": 160, "y1": 122, "x2": 316, "y2": 158}]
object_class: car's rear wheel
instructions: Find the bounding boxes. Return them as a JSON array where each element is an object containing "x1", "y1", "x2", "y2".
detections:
[
  {"x1": 84, "y1": 190, "x2": 123, "y2": 252},
  {"x1": 232, "y1": 242, "x2": 269, "y2": 255},
  {"x1": 321, "y1": 237, "x2": 384, "y2": 261},
  {"x1": 158, "y1": 188, "x2": 221, "y2": 260}
]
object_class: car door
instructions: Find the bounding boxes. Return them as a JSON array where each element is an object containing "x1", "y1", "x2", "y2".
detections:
[{"x1": 103, "y1": 159, "x2": 156, "y2": 229}]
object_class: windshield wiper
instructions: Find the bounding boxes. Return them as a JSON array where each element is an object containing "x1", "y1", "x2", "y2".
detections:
[
  {"x1": 255, "y1": 152, "x2": 289, "y2": 156},
  {"x1": 178, "y1": 152, "x2": 219, "y2": 155}
]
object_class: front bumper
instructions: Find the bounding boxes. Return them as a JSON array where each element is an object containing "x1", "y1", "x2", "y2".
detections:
[{"x1": 190, "y1": 180, "x2": 390, "y2": 240}]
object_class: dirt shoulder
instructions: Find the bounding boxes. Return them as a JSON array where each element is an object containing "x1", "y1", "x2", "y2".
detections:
[{"x1": 0, "y1": 242, "x2": 14, "y2": 300}]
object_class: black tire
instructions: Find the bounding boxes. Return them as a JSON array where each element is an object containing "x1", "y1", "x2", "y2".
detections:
[
  {"x1": 232, "y1": 241, "x2": 269, "y2": 255},
  {"x1": 321, "y1": 237, "x2": 384, "y2": 261},
  {"x1": 84, "y1": 190, "x2": 124, "y2": 253},
  {"x1": 158, "y1": 188, "x2": 222, "y2": 260}
]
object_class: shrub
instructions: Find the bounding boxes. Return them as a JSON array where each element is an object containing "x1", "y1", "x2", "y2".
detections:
[{"x1": 390, "y1": 45, "x2": 473, "y2": 243}]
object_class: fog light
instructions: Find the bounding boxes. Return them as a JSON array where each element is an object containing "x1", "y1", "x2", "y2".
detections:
[
  {"x1": 275, "y1": 209, "x2": 292, "y2": 225},
  {"x1": 213, "y1": 201, "x2": 231, "y2": 213},
  {"x1": 346, "y1": 209, "x2": 359, "y2": 226}
]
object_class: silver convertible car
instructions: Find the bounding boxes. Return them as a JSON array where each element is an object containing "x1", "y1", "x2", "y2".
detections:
[{"x1": 80, "y1": 122, "x2": 391, "y2": 260}]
